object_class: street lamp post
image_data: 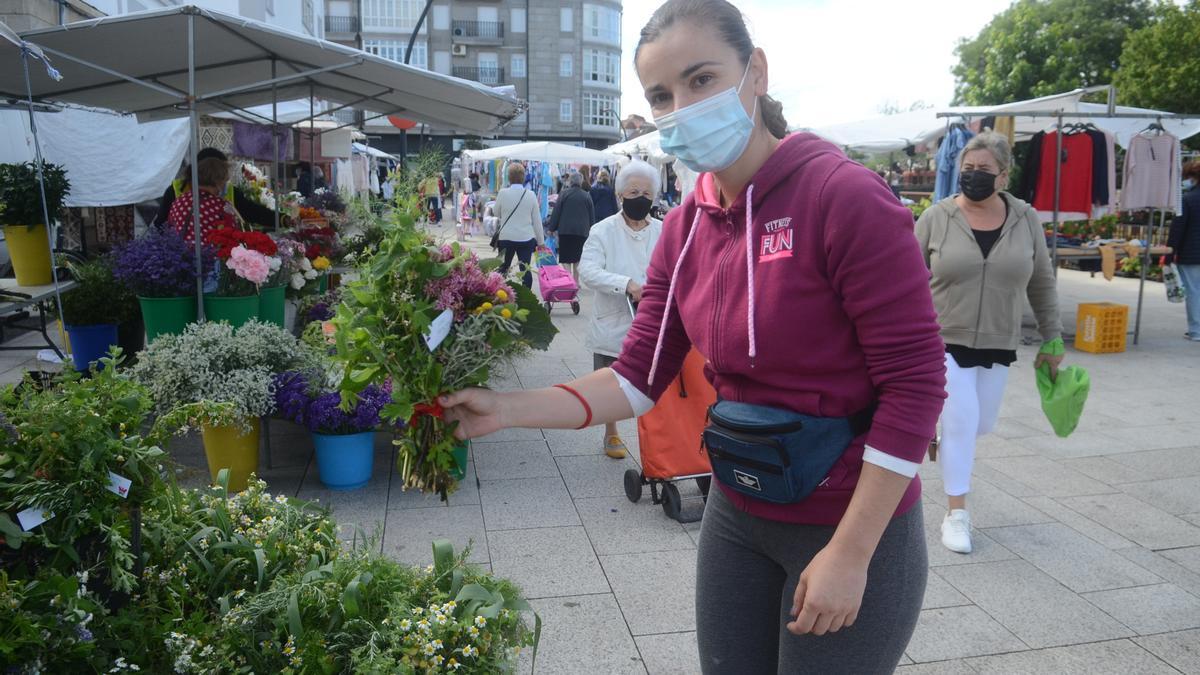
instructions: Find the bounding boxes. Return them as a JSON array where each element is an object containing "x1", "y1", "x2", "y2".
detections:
[{"x1": 602, "y1": 107, "x2": 626, "y2": 142}]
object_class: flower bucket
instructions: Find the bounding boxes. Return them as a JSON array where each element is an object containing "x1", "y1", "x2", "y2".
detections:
[
  {"x1": 451, "y1": 440, "x2": 470, "y2": 481},
  {"x1": 117, "y1": 317, "x2": 145, "y2": 357},
  {"x1": 317, "y1": 274, "x2": 329, "y2": 293},
  {"x1": 63, "y1": 323, "x2": 118, "y2": 372},
  {"x1": 139, "y1": 295, "x2": 197, "y2": 342},
  {"x1": 203, "y1": 294, "x2": 259, "y2": 328},
  {"x1": 258, "y1": 284, "x2": 286, "y2": 328},
  {"x1": 4, "y1": 224, "x2": 53, "y2": 286},
  {"x1": 200, "y1": 418, "x2": 260, "y2": 492},
  {"x1": 312, "y1": 431, "x2": 376, "y2": 490}
]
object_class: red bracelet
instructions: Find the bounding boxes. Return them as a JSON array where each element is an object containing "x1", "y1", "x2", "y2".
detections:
[{"x1": 554, "y1": 384, "x2": 593, "y2": 430}]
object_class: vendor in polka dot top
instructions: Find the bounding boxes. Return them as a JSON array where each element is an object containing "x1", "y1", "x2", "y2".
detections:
[{"x1": 167, "y1": 156, "x2": 237, "y2": 245}]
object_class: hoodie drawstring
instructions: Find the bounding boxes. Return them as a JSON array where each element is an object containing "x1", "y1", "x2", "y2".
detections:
[
  {"x1": 648, "y1": 208, "x2": 702, "y2": 387},
  {"x1": 744, "y1": 184, "x2": 757, "y2": 365}
]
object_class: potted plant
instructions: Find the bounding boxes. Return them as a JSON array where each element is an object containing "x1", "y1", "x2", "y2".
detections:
[
  {"x1": 56, "y1": 258, "x2": 134, "y2": 372},
  {"x1": 204, "y1": 229, "x2": 280, "y2": 328},
  {"x1": 133, "y1": 320, "x2": 303, "y2": 491},
  {"x1": 111, "y1": 228, "x2": 212, "y2": 342},
  {"x1": 0, "y1": 161, "x2": 70, "y2": 286},
  {"x1": 274, "y1": 370, "x2": 389, "y2": 490}
]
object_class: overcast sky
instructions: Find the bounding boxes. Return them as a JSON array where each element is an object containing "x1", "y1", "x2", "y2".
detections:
[{"x1": 619, "y1": 0, "x2": 1015, "y2": 129}]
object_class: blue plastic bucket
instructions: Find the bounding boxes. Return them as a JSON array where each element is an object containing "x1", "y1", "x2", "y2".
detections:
[
  {"x1": 64, "y1": 323, "x2": 118, "y2": 372},
  {"x1": 312, "y1": 431, "x2": 376, "y2": 490}
]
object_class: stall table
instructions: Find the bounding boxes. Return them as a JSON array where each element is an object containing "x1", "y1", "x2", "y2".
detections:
[{"x1": 0, "y1": 277, "x2": 74, "y2": 361}]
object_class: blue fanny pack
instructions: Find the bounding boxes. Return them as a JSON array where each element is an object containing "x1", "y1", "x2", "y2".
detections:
[{"x1": 702, "y1": 400, "x2": 875, "y2": 504}]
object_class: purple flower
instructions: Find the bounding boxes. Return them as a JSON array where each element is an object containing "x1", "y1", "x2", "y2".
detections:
[
  {"x1": 112, "y1": 228, "x2": 214, "y2": 298},
  {"x1": 273, "y1": 371, "x2": 390, "y2": 434}
]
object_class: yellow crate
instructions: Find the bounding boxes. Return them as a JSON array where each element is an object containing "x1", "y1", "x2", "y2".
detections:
[{"x1": 1075, "y1": 302, "x2": 1128, "y2": 354}]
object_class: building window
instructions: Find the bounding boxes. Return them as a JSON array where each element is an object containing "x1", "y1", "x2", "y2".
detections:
[
  {"x1": 583, "y1": 49, "x2": 619, "y2": 87},
  {"x1": 301, "y1": 0, "x2": 313, "y2": 33},
  {"x1": 560, "y1": 99, "x2": 574, "y2": 123},
  {"x1": 363, "y1": 0, "x2": 427, "y2": 32},
  {"x1": 433, "y1": 51, "x2": 451, "y2": 75},
  {"x1": 432, "y1": 5, "x2": 450, "y2": 31},
  {"x1": 365, "y1": 39, "x2": 428, "y2": 69},
  {"x1": 511, "y1": 8, "x2": 526, "y2": 33},
  {"x1": 511, "y1": 54, "x2": 526, "y2": 79},
  {"x1": 560, "y1": 54, "x2": 573, "y2": 78},
  {"x1": 583, "y1": 93, "x2": 618, "y2": 129},
  {"x1": 560, "y1": 7, "x2": 573, "y2": 32},
  {"x1": 583, "y1": 4, "x2": 621, "y2": 45}
]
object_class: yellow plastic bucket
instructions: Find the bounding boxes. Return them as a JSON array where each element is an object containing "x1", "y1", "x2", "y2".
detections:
[
  {"x1": 201, "y1": 418, "x2": 260, "y2": 492},
  {"x1": 4, "y1": 224, "x2": 53, "y2": 287}
]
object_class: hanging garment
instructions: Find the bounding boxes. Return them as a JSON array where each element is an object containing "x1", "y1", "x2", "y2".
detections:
[
  {"x1": 1121, "y1": 132, "x2": 1179, "y2": 211},
  {"x1": 1018, "y1": 131, "x2": 1045, "y2": 203},
  {"x1": 993, "y1": 116, "x2": 1016, "y2": 147},
  {"x1": 1086, "y1": 130, "x2": 1109, "y2": 207},
  {"x1": 1093, "y1": 131, "x2": 1119, "y2": 218},
  {"x1": 935, "y1": 125, "x2": 974, "y2": 202},
  {"x1": 1033, "y1": 131, "x2": 1093, "y2": 216}
]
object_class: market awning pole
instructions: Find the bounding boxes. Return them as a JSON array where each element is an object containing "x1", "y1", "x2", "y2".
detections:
[
  {"x1": 309, "y1": 82, "x2": 315, "y2": 181},
  {"x1": 1051, "y1": 113, "x2": 1063, "y2": 276},
  {"x1": 188, "y1": 12, "x2": 205, "y2": 321},
  {"x1": 271, "y1": 58, "x2": 280, "y2": 233}
]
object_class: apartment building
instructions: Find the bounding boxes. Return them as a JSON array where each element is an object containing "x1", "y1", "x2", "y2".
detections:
[
  {"x1": 83, "y1": 0, "x2": 321, "y2": 39},
  {"x1": 323, "y1": 0, "x2": 623, "y2": 154}
]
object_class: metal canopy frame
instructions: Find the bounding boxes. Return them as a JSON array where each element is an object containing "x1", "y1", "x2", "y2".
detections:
[{"x1": 938, "y1": 97, "x2": 1200, "y2": 345}]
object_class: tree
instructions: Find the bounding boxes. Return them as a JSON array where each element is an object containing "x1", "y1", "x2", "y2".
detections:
[
  {"x1": 952, "y1": 0, "x2": 1157, "y2": 105},
  {"x1": 1115, "y1": 1, "x2": 1200, "y2": 114}
]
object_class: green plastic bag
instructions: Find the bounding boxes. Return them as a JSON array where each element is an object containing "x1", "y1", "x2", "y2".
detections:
[{"x1": 1036, "y1": 354, "x2": 1090, "y2": 438}]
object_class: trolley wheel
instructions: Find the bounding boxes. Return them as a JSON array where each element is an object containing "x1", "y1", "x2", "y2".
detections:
[
  {"x1": 661, "y1": 482, "x2": 682, "y2": 521},
  {"x1": 543, "y1": 301, "x2": 552, "y2": 313},
  {"x1": 696, "y1": 475, "x2": 711, "y2": 498},
  {"x1": 571, "y1": 301, "x2": 581, "y2": 315},
  {"x1": 624, "y1": 469, "x2": 643, "y2": 503}
]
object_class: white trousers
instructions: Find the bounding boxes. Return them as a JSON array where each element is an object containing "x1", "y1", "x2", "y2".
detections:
[{"x1": 939, "y1": 353, "x2": 1010, "y2": 497}]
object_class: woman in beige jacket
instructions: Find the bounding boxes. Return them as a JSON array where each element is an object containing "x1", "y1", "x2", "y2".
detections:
[{"x1": 915, "y1": 131, "x2": 1064, "y2": 554}]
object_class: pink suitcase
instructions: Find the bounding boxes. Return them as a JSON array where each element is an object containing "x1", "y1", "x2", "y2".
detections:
[{"x1": 537, "y1": 263, "x2": 580, "y2": 315}]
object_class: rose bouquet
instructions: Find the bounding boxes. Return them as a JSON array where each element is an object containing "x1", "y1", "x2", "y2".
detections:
[
  {"x1": 207, "y1": 229, "x2": 281, "y2": 297},
  {"x1": 112, "y1": 228, "x2": 213, "y2": 298},
  {"x1": 233, "y1": 162, "x2": 276, "y2": 211},
  {"x1": 332, "y1": 228, "x2": 556, "y2": 497}
]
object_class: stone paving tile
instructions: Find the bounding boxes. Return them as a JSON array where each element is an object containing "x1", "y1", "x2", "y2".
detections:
[
  {"x1": 1014, "y1": 430, "x2": 1133, "y2": 460},
  {"x1": 979, "y1": 455, "x2": 1116, "y2": 498},
  {"x1": 544, "y1": 419, "x2": 641, "y2": 458},
  {"x1": 388, "y1": 461, "x2": 481, "y2": 508},
  {"x1": 1117, "y1": 476, "x2": 1200, "y2": 516},
  {"x1": 1058, "y1": 493, "x2": 1200, "y2": 550},
  {"x1": 556, "y1": 454, "x2": 642, "y2": 499},
  {"x1": 1106, "y1": 423, "x2": 1200, "y2": 453},
  {"x1": 970, "y1": 463, "x2": 1039, "y2": 498},
  {"x1": 1162, "y1": 546, "x2": 1200, "y2": 575},
  {"x1": 895, "y1": 661, "x2": 979, "y2": 674},
  {"x1": 936, "y1": 560, "x2": 1133, "y2": 648},
  {"x1": 964, "y1": 639, "x2": 1178, "y2": 674},
  {"x1": 985, "y1": 523, "x2": 1162, "y2": 592},
  {"x1": 1114, "y1": 546, "x2": 1200, "y2": 601},
  {"x1": 1020, "y1": 495, "x2": 1138, "y2": 550},
  {"x1": 972, "y1": 435, "x2": 1039, "y2": 459},
  {"x1": 1104, "y1": 446, "x2": 1200, "y2": 481},
  {"x1": 575, "y1": 497, "x2": 696, "y2": 557},
  {"x1": 1183, "y1": 512, "x2": 1200, "y2": 527},
  {"x1": 472, "y1": 426, "x2": 545, "y2": 443},
  {"x1": 928, "y1": 480, "x2": 1055, "y2": 529},
  {"x1": 923, "y1": 504, "x2": 1019, "y2": 567},
  {"x1": 1133, "y1": 629, "x2": 1200, "y2": 674},
  {"x1": 1084, "y1": 583, "x2": 1200, "y2": 635},
  {"x1": 634, "y1": 632, "x2": 701, "y2": 675},
  {"x1": 1059, "y1": 456, "x2": 1149, "y2": 486},
  {"x1": 479, "y1": 476, "x2": 580, "y2": 531},
  {"x1": 382, "y1": 505, "x2": 488, "y2": 566},
  {"x1": 473, "y1": 440, "x2": 561, "y2": 481},
  {"x1": 601, "y1": 550, "x2": 697, "y2": 636},
  {"x1": 521, "y1": 594, "x2": 647, "y2": 675},
  {"x1": 905, "y1": 606, "x2": 1025, "y2": 663},
  {"x1": 923, "y1": 569, "x2": 971, "y2": 610},
  {"x1": 991, "y1": 417, "x2": 1045, "y2": 440},
  {"x1": 489, "y1": 526, "x2": 611, "y2": 599}
]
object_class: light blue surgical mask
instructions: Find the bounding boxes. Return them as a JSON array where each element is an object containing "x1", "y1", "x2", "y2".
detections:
[
  {"x1": 1185, "y1": 178, "x2": 1197, "y2": 190},
  {"x1": 655, "y1": 61, "x2": 757, "y2": 174}
]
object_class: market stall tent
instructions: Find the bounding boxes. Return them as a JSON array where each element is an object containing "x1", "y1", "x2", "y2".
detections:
[
  {"x1": 607, "y1": 131, "x2": 674, "y2": 166},
  {"x1": 461, "y1": 141, "x2": 619, "y2": 165}
]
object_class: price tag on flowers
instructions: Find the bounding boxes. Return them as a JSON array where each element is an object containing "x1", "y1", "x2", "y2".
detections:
[{"x1": 424, "y1": 309, "x2": 454, "y2": 351}]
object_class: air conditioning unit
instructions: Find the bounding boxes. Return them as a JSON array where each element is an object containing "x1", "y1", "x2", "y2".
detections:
[
  {"x1": 452, "y1": 26, "x2": 465, "y2": 37},
  {"x1": 452, "y1": 44, "x2": 468, "y2": 56}
]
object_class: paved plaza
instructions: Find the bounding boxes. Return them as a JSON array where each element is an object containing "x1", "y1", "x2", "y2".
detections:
[{"x1": 5, "y1": 224, "x2": 1200, "y2": 673}]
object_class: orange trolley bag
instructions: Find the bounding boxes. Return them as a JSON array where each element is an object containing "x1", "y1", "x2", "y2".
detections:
[{"x1": 624, "y1": 348, "x2": 715, "y2": 523}]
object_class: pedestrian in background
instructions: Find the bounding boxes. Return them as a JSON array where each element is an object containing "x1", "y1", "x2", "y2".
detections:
[
  {"x1": 1167, "y1": 161, "x2": 1200, "y2": 341},
  {"x1": 590, "y1": 169, "x2": 620, "y2": 222},
  {"x1": 547, "y1": 171, "x2": 596, "y2": 283},
  {"x1": 494, "y1": 162, "x2": 543, "y2": 288}
]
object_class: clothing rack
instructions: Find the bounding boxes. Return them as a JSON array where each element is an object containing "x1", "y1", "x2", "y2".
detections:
[{"x1": 936, "y1": 107, "x2": 1200, "y2": 345}]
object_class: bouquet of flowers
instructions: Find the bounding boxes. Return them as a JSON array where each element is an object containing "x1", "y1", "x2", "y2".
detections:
[
  {"x1": 273, "y1": 237, "x2": 319, "y2": 296},
  {"x1": 112, "y1": 228, "x2": 214, "y2": 298},
  {"x1": 303, "y1": 187, "x2": 347, "y2": 216},
  {"x1": 332, "y1": 229, "x2": 556, "y2": 497},
  {"x1": 207, "y1": 229, "x2": 281, "y2": 296},
  {"x1": 273, "y1": 370, "x2": 390, "y2": 436},
  {"x1": 233, "y1": 162, "x2": 276, "y2": 211},
  {"x1": 292, "y1": 224, "x2": 339, "y2": 262}
]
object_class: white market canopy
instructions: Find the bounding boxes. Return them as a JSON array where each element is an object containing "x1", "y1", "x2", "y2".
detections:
[
  {"x1": 462, "y1": 141, "x2": 619, "y2": 165},
  {"x1": 353, "y1": 142, "x2": 397, "y2": 161},
  {"x1": 2, "y1": 6, "x2": 523, "y2": 133},
  {"x1": 806, "y1": 89, "x2": 1200, "y2": 153},
  {"x1": 607, "y1": 131, "x2": 674, "y2": 166}
]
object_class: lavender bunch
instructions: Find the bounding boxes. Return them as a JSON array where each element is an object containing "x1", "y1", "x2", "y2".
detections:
[
  {"x1": 273, "y1": 371, "x2": 390, "y2": 435},
  {"x1": 112, "y1": 228, "x2": 213, "y2": 298}
]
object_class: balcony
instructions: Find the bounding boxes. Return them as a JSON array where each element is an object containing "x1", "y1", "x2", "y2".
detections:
[
  {"x1": 451, "y1": 20, "x2": 505, "y2": 44},
  {"x1": 453, "y1": 66, "x2": 506, "y2": 86},
  {"x1": 324, "y1": 15, "x2": 359, "y2": 35}
]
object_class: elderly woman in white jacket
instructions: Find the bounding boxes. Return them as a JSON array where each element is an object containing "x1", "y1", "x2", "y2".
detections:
[{"x1": 578, "y1": 159, "x2": 663, "y2": 459}]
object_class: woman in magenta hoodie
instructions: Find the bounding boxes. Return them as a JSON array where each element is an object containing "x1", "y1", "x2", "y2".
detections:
[{"x1": 440, "y1": 1, "x2": 946, "y2": 671}]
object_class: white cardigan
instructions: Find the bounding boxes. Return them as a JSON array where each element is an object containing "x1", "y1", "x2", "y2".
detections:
[
  {"x1": 578, "y1": 212, "x2": 663, "y2": 356},
  {"x1": 493, "y1": 183, "x2": 544, "y2": 245}
]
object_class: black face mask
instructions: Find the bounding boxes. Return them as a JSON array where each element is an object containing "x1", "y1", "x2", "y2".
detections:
[
  {"x1": 622, "y1": 195, "x2": 654, "y2": 221},
  {"x1": 960, "y1": 170, "x2": 998, "y2": 202}
]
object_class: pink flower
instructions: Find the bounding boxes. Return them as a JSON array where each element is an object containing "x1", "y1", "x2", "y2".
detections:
[{"x1": 227, "y1": 245, "x2": 271, "y2": 285}]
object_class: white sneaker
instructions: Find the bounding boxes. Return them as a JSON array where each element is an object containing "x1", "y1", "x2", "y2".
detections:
[{"x1": 941, "y1": 509, "x2": 973, "y2": 554}]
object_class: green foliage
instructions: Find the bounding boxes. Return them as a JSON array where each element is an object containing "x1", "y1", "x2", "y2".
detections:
[
  {"x1": 58, "y1": 258, "x2": 139, "y2": 327},
  {"x1": 0, "y1": 161, "x2": 70, "y2": 228},
  {"x1": 1115, "y1": 1, "x2": 1200, "y2": 115},
  {"x1": 952, "y1": 0, "x2": 1157, "y2": 105},
  {"x1": 387, "y1": 149, "x2": 448, "y2": 222},
  {"x1": 907, "y1": 198, "x2": 934, "y2": 220}
]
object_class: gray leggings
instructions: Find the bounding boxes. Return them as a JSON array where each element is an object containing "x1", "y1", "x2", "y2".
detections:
[{"x1": 696, "y1": 487, "x2": 927, "y2": 674}]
